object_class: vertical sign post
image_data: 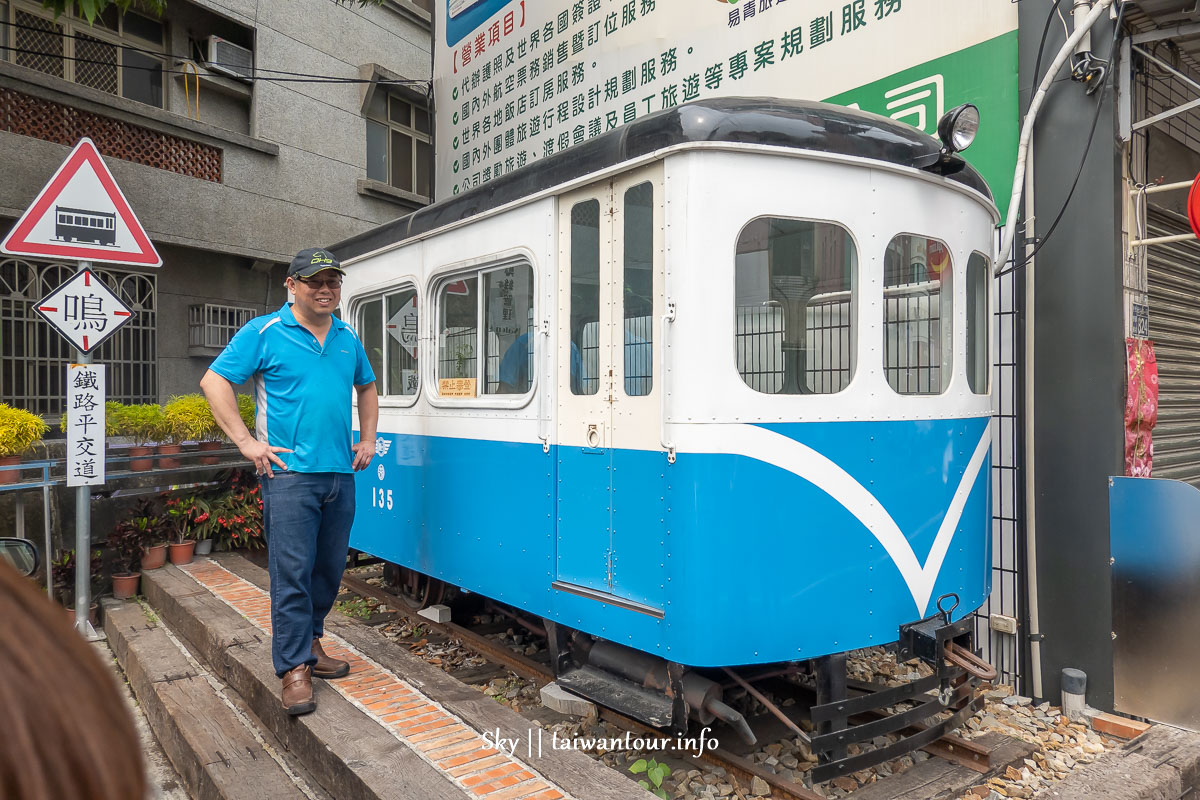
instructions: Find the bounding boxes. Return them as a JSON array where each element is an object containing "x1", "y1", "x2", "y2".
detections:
[{"x1": 2, "y1": 138, "x2": 160, "y2": 639}]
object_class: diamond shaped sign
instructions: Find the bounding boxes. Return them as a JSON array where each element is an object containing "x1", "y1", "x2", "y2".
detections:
[{"x1": 35, "y1": 270, "x2": 134, "y2": 353}]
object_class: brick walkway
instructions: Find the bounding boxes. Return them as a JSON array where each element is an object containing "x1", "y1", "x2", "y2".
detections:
[{"x1": 179, "y1": 559, "x2": 572, "y2": 800}]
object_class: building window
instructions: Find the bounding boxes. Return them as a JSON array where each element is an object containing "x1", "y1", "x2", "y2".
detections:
[
  {"x1": 188, "y1": 303, "x2": 255, "y2": 349},
  {"x1": 883, "y1": 234, "x2": 953, "y2": 395},
  {"x1": 1, "y1": 257, "x2": 156, "y2": 415},
  {"x1": 3, "y1": 2, "x2": 165, "y2": 108},
  {"x1": 734, "y1": 217, "x2": 857, "y2": 395},
  {"x1": 365, "y1": 90, "x2": 433, "y2": 199}
]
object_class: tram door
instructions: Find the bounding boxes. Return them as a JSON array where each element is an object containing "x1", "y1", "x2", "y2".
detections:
[{"x1": 555, "y1": 165, "x2": 665, "y2": 611}]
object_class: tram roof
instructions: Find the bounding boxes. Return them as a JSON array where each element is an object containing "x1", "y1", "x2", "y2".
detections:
[{"x1": 331, "y1": 97, "x2": 993, "y2": 263}]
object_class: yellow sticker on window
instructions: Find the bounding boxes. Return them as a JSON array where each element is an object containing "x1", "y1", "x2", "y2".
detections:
[{"x1": 438, "y1": 377, "x2": 476, "y2": 397}]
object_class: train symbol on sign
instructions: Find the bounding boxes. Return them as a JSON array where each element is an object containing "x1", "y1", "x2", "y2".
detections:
[{"x1": 54, "y1": 206, "x2": 117, "y2": 247}]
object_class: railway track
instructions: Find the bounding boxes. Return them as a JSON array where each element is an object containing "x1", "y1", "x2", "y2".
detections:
[{"x1": 339, "y1": 570, "x2": 992, "y2": 800}]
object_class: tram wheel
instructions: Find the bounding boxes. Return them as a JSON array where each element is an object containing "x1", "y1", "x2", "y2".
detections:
[{"x1": 382, "y1": 563, "x2": 446, "y2": 610}]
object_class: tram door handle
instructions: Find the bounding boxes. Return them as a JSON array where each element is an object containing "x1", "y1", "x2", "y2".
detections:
[{"x1": 584, "y1": 422, "x2": 605, "y2": 451}]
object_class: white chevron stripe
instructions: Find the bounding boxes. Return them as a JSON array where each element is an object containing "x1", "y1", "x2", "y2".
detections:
[{"x1": 675, "y1": 424, "x2": 992, "y2": 614}]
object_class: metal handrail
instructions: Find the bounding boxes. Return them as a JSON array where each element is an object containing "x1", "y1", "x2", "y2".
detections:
[{"x1": 1, "y1": 447, "x2": 248, "y2": 601}]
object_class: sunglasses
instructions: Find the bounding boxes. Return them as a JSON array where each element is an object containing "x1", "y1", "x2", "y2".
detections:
[{"x1": 294, "y1": 276, "x2": 343, "y2": 289}]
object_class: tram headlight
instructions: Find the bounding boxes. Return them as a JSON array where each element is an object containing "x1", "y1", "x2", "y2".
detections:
[{"x1": 937, "y1": 104, "x2": 979, "y2": 154}]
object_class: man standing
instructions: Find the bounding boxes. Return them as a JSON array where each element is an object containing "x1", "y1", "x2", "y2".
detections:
[{"x1": 200, "y1": 247, "x2": 378, "y2": 716}]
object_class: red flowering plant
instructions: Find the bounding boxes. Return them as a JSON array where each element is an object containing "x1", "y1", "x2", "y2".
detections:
[
  {"x1": 162, "y1": 494, "x2": 210, "y2": 544},
  {"x1": 200, "y1": 469, "x2": 265, "y2": 551}
]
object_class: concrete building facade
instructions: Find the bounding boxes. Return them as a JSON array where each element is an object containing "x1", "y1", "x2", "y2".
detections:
[{"x1": 0, "y1": 0, "x2": 432, "y2": 411}]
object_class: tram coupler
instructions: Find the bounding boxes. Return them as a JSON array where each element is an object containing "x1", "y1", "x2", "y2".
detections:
[{"x1": 897, "y1": 593, "x2": 976, "y2": 705}]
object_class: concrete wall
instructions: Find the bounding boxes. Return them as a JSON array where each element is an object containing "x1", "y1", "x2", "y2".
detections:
[{"x1": 0, "y1": 0, "x2": 430, "y2": 404}]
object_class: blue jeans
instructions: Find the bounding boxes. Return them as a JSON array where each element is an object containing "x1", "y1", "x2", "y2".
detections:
[{"x1": 260, "y1": 471, "x2": 356, "y2": 677}]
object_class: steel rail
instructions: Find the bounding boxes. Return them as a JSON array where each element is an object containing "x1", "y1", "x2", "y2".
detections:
[{"x1": 338, "y1": 572, "x2": 991, "y2": 795}]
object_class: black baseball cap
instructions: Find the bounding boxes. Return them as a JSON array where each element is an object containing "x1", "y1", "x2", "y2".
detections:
[{"x1": 287, "y1": 248, "x2": 345, "y2": 279}]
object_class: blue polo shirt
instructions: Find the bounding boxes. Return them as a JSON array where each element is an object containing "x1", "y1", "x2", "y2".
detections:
[{"x1": 209, "y1": 302, "x2": 375, "y2": 474}]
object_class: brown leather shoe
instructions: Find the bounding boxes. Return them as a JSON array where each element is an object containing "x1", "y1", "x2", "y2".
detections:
[
  {"x1": 281, "y1": 664, "x2": 315, "y2": 715},
  {"x1": 312, "y1": 637, "x2": 349, "y2": 679}
]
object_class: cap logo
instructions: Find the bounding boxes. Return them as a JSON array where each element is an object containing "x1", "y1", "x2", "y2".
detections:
[{"x1": 310, "y1": 251, "x2": 333, "y2": 266}]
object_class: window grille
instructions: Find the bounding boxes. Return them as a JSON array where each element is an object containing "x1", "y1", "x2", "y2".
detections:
[
  {"x1": 1, "y1": 257, "x2": 157, "y2": 415},
  {"x1": 188, "y1": 303, "x2": 254, "y2": 349},
  {"x1": 5, "y1": 3, "x2": 166, "y2": 108}
]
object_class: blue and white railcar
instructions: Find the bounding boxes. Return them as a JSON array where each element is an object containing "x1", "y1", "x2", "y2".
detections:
[{"x1": 335, "y1": 98, "x2": 998, "y2": 774}]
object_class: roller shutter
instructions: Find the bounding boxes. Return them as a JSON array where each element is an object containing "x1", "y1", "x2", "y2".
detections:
[{"x1": 1145, "y1": 206, "x2": 1200, "y2": 486}]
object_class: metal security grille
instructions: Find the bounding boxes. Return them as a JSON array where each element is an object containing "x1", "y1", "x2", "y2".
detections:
[
  {"x1": 0, "y1": 257, "x2": 157, "y2": 414},
  {"x1": 1145, "y1": 206, "x2": 1200, "y2": 486},
  {"x1": 0, "y1": 87, "x2": 223, "y2": 182},
  {"x1": 188, "y1": 303, "x2": 255, "y2": 348},
  {"x1": 972, "y1": 237, "x2": 1024, "y2": 689},
  {"x1": 735, "y1": 301, "x2": 852, "y2": 393},
  {"x1": 74, "y1": 33, "x2": 118, "y2": 94},
  {"x1": 13, "y1": 9, "x2": 63, "y2": 77}
]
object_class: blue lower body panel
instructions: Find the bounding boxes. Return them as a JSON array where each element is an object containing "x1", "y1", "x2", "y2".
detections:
[{"x1": 352, "y1": 418, "x2": 991, "y2": 667}]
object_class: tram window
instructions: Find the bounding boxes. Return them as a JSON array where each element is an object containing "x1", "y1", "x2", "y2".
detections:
[
  {"x1": 734, "y1": 217, "x2": 857, "y2": 395},
  {"x1": 623, "y1": 181, "x2": 653, "y2": 396},
  {"x1": 571, "y1": 199, "x2": 600, "y2": 396},
  {"x1": 385, "y1": 288, "x2": 419, "y2": 396},
  {"x1": 883, "y1": 235, "x2": 953, "y2": 395},
  {"x1": 358, "y1": 297, "x2": 384, "y2": 391},
  {"x1": 437, "y1": 276, "x2": 480, "y2": 395},
  {"x1": 485, "y1": 263, "x2": 535, "y2": 394},
  {"x1": 966, "y1": 252, "x2": 990, "y2": 394}
]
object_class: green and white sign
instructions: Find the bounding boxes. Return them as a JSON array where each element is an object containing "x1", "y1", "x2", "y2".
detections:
[{"x1": 434, "y1": 0, "x2": 1018, "y2": 212}]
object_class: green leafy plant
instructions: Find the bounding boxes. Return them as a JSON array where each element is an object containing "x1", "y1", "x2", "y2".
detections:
[
  {"x1": 163, "y1": 394, "x2": 219, "y2": 443},
  {"x1": 59, "y1": 401, "x2": 123, "y2": 437},
  {"x1": 0, "y1": 403, "x2": 49, "y2": 458},
  {"x1": 236, "y1": 394, "x2": 256, "y2": 437},
  {"x1": 628, "y1": 759, "x2": 671, "y2": 800},
  {"x1": 108, "y1": 499, "x2": 160, "y2": 572},
  {"x1": 116, "y1": 403, "x2": 166, "y2": 446},
  {"x1": 335, "y1": 597, "x2": 372, "y2": 619},
  {"x1": 51, "y1": 548, "x2": 103, "y2": 606}
]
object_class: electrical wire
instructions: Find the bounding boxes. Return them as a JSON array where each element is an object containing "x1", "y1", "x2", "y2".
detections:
[
  {"x1": 997, "y1": 0, "x2": 1127, "y2": 278},
  {"x1": 0, "y1": 17, "x2": 430, "y2": 86},
  {"x1": 0, "y1": 42, "x2": 428, "y2": 85}
]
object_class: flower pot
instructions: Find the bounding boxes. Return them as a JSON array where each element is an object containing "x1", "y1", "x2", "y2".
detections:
[
  {"x1": 66, "y1": 602, "x2": 99, "y2": 626},
  {"x1": 157, "y1": 444, "x2": 182, "y2": 469},
  {"x1": 128, "y1": 445, "x2": 154, "y2": 472},
  {"x1": 0, "y1": 455, "x2": 20, "y2": 485},
  {"x1": 193, "y1": 538, "x2": 213, "y2": 555},
  {"x1": 140, "y1": 543, "x2": 167, "y2": 570},
  {"x1": 168, "y1": 540, "x2": 195, "y2": 566},
  {"x1": 198, "y1": 441, "x2": 222, "y2": 465},
  {"x1": 111, "y1": 572, "x2": 140, "y2": 599}
]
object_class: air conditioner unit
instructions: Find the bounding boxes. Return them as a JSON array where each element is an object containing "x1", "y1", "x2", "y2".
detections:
[{"x1": 206, "y1": 36, "x2": 253, "y2": 81}]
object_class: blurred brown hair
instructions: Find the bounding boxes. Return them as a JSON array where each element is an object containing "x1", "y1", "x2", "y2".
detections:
[{"x1": 0, "y1": 561, "x2": 146, "y2": 799}]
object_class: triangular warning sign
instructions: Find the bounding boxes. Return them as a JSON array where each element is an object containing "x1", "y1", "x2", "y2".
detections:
[{"x1": 1, "y1": 137, "x2": 162, "y2": 267}]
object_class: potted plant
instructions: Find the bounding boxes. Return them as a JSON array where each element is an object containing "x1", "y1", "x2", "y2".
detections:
[
  {"x1": 0, "y1": 403, "x2": 49, "y2": 484},
  {"x1": 237, "y1": 393, "x2": 256, "y2": 437},
  {"x1": 51, "y1": 548, "x2": 102, "y2": 623},
  {"x1": 164, "y1": 394, "x2": 221, "y2": 464},
  {"x1": 107, "y1": 501, "x2": 157, "y2": 598},
  {"x1": 116, "y1": 403, "x2": 164, "y2": 471},
  {"x1": 164, "y1": 493, "x2": 207, "y2": 564},
  {"x1": 207, "y1": 470, "x2": 265, "y2": 552}
]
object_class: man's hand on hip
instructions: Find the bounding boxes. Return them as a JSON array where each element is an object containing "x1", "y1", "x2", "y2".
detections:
[
  {"x1": 239, "y1": 439, "x2": 292, "y2": 477},
  {"x1": 352, "y1": 439, "x2": 375, "y2": 472}
]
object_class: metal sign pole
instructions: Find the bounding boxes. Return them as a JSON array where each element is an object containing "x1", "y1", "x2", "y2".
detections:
[{"x1": 73, "y1": 259, "x2": 98, "y2": 640}]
